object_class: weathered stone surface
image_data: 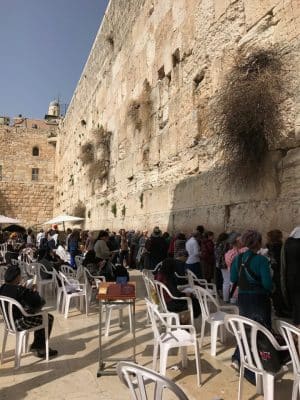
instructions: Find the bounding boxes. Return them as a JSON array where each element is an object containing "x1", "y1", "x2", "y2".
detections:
[
  {"x1": 0, "y1": 126, "x2": 56, "y2": 227},
  {"x1": 53, "y1": 0, "x2": 300, "y2": 235}
]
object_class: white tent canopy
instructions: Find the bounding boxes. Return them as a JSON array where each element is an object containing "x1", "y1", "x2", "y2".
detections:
[
  {"x1": 43, "y1": 214, "x2": 84, "y2": 225},
  {"x1": 0, "y1": 215, "x2": 21, "y2": 224}
]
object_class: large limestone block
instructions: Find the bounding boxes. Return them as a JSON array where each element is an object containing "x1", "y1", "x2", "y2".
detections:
[
  {"x1": 243, "y1": 0, "x2": 280, "y2": 30},
  {"x1": 168, "y1": 205, "x2": 226, "y2": 233},
  {"x1": 143, "y1": 184, "x2": 173, "y2": 214},
  {"x1": 171, "y1": 156, "x2": 279, "y2": 210},
  {"x1": 280, "y1": 148, "x2": 300, "y2": 200},
  {"x1": 226, "y1": 200, "x2": 300, "y2": 237}
]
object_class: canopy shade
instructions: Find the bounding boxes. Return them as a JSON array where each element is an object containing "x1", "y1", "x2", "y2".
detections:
[
  {"x1": 0, "y1": 215, "x2": 21, "y2": 224},
  {"x1": 3, "y1": 224, "x2": 26, "y2": 233},
  {"x1": 43, "y1": 214, "x2": 84, "y2": 225}
]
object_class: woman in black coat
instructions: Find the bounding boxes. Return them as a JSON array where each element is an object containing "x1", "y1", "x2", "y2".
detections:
[{"x1": 281, "y1": 227, "x2": 300, "y2": 326}]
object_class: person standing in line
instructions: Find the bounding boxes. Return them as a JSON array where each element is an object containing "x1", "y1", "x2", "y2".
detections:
[
  {"x1": 146, "y1": 227, "x2": 168, "y2": 269},
  {"x1": 200, "y1": 231, "x2": 215, "y2": 282},
  {"x1": 36, "y1": 229, "x2": 45, "y2": 248},
  {"x1": 185, "y1": 232, "x2": 202, "y2": 278},
  {"x1": 119, "y1": 229, "x2": 129, "y2": 268},
  {"x1": 230, "y1": 230, "x2": 273, "y2": 370},
  {"x1": 224, "y1": 232, "x2": 247, "y2": 303},
  {"x1": 266, "y1": 229, "x2": 290, "y2": 318},
  {"x1": 214, "y1": 232, "x2": 229, "y2": 298},
  {"x1": 68, "y1": 230, "x2": 81, "y2": 268},
  {"x1": 281, "y1": 226, "x2": 300, "y2": 327}
]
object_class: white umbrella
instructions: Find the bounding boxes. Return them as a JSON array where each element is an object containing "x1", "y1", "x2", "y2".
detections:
[
  {"x1": 0, "y1": 215, "x2": 21, "y2": 224},
  {"x1": 43, "y1": 214, "x2": 84, "y2": 231},
  {"x1": 43, "y1": 214, "x2": 84, "y2": 225}
]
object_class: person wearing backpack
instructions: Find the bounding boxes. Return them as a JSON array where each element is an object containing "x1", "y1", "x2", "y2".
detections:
[{"x1": 230, "y1": 229, "x2": 273, "y2": 372}]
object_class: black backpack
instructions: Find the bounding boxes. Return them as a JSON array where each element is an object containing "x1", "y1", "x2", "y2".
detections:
[{"x1": 257, "y1": 330, "x2": 290, "y2": 373}]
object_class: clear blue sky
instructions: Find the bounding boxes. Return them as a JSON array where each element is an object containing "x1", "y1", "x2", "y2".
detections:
[{"x1": 0, "y1": 0, "x2": 109, "y2": 119}]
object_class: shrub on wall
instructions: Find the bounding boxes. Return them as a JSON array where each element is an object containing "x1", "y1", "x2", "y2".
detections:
[
  {"x1": 111, "y1": 202, "x2": 117, "y2": 217},
  {"x1": 72, "y1": 200, "x2": 86, "y2": 218},
  {"x1": 80, "y1": 142, "x2": 94, "y2": 165},
  {"x1": 214, "y1": 47, "x2": 284, "y2": 182},
  {"x1": 127, "y1": 79, "x2": 152, "y2": 132},
  {"x1": 88, "y1": 159, "x2": 110, "y2": 182}
]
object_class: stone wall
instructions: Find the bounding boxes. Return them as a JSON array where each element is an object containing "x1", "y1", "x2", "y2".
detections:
[
  {"x1": 55, "y1": 0, "x2": 300, "y2": 236},
  {"x1": 0, "y1": 126, "x2": 56, "y2": 227}
]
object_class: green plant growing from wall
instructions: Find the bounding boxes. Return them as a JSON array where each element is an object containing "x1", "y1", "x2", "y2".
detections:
[
  {"x1": 111, "y1": 202, "x2": 117, "y2": 217},
  {"x1": 121, "y1": 205, "x2": 126, "y2": 217},
  {"x1": 139, "y1": 192, "x2": 144, "y2": 209},
  {"x1": 127, "y1": 79, "x2": 152, "y2": 132}
]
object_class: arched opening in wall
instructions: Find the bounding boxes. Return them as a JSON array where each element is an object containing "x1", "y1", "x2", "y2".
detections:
[{"x1": 32, "y1": 146, "x2": 39, "y2": 156}]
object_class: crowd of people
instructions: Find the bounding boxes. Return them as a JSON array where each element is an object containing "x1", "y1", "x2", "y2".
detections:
[{"x1": 0, "y1": 222, "x2": 300, "y2": 370}]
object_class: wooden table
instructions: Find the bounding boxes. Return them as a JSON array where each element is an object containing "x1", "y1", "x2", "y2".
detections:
[{"x1": 96, "y1": 282, "x2": 136, "y2": 377}]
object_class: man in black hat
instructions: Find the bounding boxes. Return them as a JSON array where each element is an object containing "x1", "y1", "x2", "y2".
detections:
[{"x1": 0, "y1": 265, "x2": 57, "y2": 358}]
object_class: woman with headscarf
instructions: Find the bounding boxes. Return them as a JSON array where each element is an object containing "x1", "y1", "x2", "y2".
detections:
[
  {"x1": 223, "y1": 232, "x2": 247, "y2": 303},
  {"x1": 281, "y1": 227, "x2": 300, "y2": 326},
  {"x1": 230, "y1": 229, "x2": 273, "y2": 370}
]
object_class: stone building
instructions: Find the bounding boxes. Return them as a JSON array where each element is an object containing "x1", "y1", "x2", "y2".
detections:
[
  {"x1": 54, "y1": 0, "x2": 300, "y2": 236},
  {"x1": 0, "y1": 111, "x2": 58, "y2": 228}
]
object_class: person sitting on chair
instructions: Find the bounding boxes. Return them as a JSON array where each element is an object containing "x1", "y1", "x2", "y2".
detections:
[{"x1": 0, "y1": 265, "x2": 58, "y2": 358}]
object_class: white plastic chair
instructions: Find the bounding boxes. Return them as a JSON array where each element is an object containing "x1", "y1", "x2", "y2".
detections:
[
  {"x1": 34, "y1": 263, "x2": 55, "y2": 296},
  {"x1": 61, "y1": 264, "x2": 77, "y2": 279},
  {"x1": 117, "y1": 361, "x2": 189, "y2": 400},
  {"x1": 59, "y1": 272, "x2": 88, "y2": 318},
  {"x1": 100, "y1": 279, "x2": 132, "y2": 337},
  {"x1": 277, "y1": 320, "x2": 300, "y2": 400},
  {"x1": 154, "y1": 280, "x2": 194, "y2": 326},
  {"x1": 186, "y1": 269, "x2": 218, "y2": 298},
  {"x1": 0, "y1": 295, "x2": 49, "y2": 368},
  {"x1": 0, "y1": 266, "x2": 7, "y2": 284},
  {"x1": 75, "y1": 255, "x2": 84, "y2": 280},
  {"x1": 83, "y1": 267, "x2": 106, "y2": 305},
  {"x1": 193, "y1": 285, "x2": 238, "y2": 356},
  {"x1": 146, "y1": 298, "x2": 201, "y2": 386},
  {"x1": 0, "y1": 243, "x2": 8, "y2": 261},
  {"x1": 53, "y1": 269, "x2": 64, "y2": 312},
  {"x1": 225, "y1": 315, "x2": 289, "y2": 400}
]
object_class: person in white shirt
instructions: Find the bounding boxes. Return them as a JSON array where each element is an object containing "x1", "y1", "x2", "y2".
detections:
[
  {"x1": 185, "y1": 232, "x2": 202, "y2": 278},
  {"x1": 36, "y1": 229, "x2": 45, "y2": 248}
]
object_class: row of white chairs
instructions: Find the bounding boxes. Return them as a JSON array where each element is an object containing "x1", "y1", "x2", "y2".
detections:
[
  {"x1": 142, "y1": 266, "x2": 299, "y2": 400},
  {"x1": 117, "y1": 317, "x2": 300, "y2": 400}
]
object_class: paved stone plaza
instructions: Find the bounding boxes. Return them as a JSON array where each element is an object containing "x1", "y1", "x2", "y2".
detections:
[{"x1": 0, "y1": 272, "x2": 294, "y2": 399}]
